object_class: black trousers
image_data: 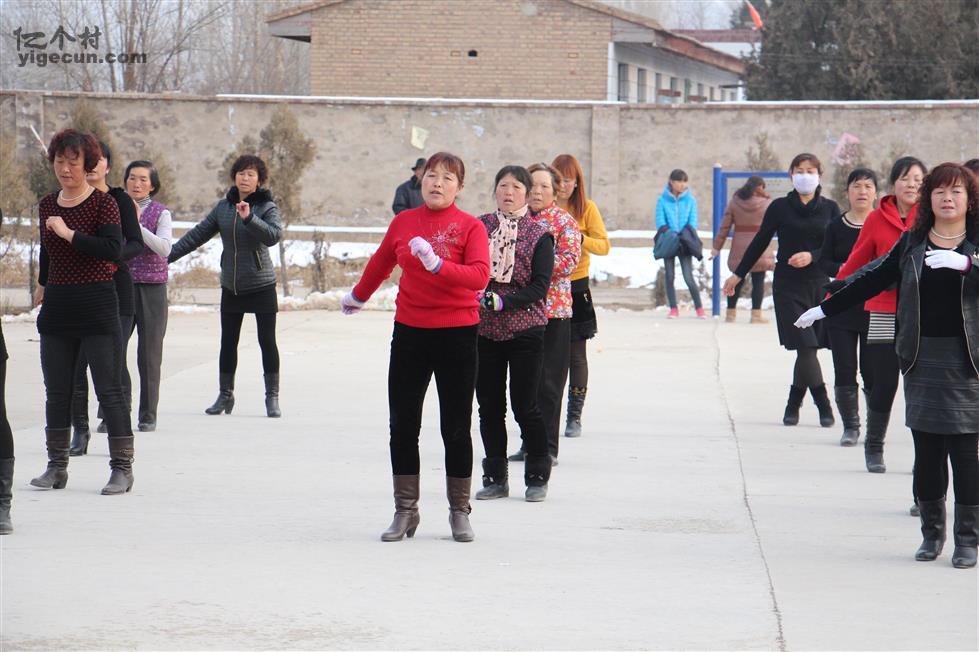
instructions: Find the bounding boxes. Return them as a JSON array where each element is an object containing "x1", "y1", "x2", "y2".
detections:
[
  {"x1": 476, "y1": 330, "x2": 548, "y2": 460},
  {"x1": 41, "y1": 331, "x2": 132, "y2": 437},
  {"x1": 863, "y1": 342, "x2": 900, "y2": 412},
  {"x1": 727, "y1": 270, "x2": 766, "y2": 310},
  {"x1": 133, "y1": 283, "x2": 168, "y2": 424},
  {"x1": 388, "y1": 322, "x2": 477, "y2": 478},
  {"x1": 73, "y1": 313, "x2": 134, "y2": 425},
  {"x1": 0, "y1": 356, "x2": 12, "y2": 458},
  {"x1": 827, "y1": 328, "x2": 871, "y2": 388},
  {"x1": 538, "y1": 318, "x2": 571, "y2": 459},
  {"x1": 220, "y1": 312, "x2": 279, "y2": 374},
  {"x1": 569, "y1": 339, "x2": 588, "y2": 389},
  {"x1": 912, "y1": 431, "x2": 978, "y2": 505}
]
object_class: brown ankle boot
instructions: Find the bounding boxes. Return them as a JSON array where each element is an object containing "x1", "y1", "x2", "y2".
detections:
[
  {"x1": 381, "y1": 475, "x2": 420, "y2": 541},
  {"x1": 750, "y1": 309, "x2": 768, "y2": 324},
  {"x1": 725, "y1": 308, "x2": 737, "y2": 323},
  {"x1": 446, "y1": 476, "x2": 474, "y2": 542},
  {"x1": 30, "y1": 428, "x2": 70, "y2": 489}
]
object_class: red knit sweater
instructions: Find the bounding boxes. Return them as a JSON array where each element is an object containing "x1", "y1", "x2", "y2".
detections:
[
  {"x1": 836, "y1": 195, "x2": 918, "y2": 313},
  {"x1": 353, "y1": 203, "x2": 490, "y2": 328}
]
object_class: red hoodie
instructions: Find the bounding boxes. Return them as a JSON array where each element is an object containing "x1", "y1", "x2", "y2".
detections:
[
  {"x1": 835, "y1": 195, "x2": 917, "y2": 313},
  {"x1": 353, "y1": 203, "x2": 490, "y2": 329}
]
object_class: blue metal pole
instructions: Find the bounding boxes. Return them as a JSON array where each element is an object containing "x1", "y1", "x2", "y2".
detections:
[{"x1": 711, "y1": 164, "x2": 723, "y2": 317}]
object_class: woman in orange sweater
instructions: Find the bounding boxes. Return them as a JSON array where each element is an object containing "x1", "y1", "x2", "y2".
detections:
[{"x1": 552, "y1": 154, "x2": 610, "y2": 439}]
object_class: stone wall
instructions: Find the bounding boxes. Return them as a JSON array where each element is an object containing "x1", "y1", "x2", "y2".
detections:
[{"x1": 2, "y1": 90, "x2": 976, "y2": 230}]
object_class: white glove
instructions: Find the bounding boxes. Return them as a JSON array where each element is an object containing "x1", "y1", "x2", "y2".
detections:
[
  {"x1": 340, "y1": 291, "x2": 365, "y2": 315},
  {"x1": 924, "y1": 248, "x2": 969, "y2": 272},
  {"x1": 409, "y1": 236, "x2": 442, "y2": 273},
  {"x1": 794, "y1": 306, "x2": 826, "y2": 329}
]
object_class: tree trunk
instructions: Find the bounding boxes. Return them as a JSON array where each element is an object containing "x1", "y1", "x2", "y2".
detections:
[{"x1": 278, "y1": 239, "x2": 290, "y2": 297}]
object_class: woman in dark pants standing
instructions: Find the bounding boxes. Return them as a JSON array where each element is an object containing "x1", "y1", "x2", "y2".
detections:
[
  {"x1": 723, "y1": 153, "x2": 841, "y2": 427},
  {"x1": 169, "y1": 155, "x2": 283, "y2": 417},
  {"x1": 475, "y1": 165, "x2": 554, "y2": 502},
  {"x1": 552, "y1": 154, "x2": 610, "y2": 439},
  {"x1": 69, "y1": 140, "x2": 144, "y2": 454},
  {"x1": 30, "y1": 129, "x2": 135, "y2": 495},
  {"x1": 818, "y1": 168, "x2": 878, "y2": 446},
  {"x1": 834, "y1": 157, "x2": 927, "y2": 474},
  {"x1": 341, "y1": 152, "x2": 490, "y2": 543},
  {"x1": 0, "y1": 287, "x2": 13, "y2": 531},
  {"x1": 797, "y1": 163, "x2": 979, "y2": 569}
]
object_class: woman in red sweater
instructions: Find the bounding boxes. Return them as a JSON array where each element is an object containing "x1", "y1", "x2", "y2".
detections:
[
  {"x1": 836, "y1": 157, "x2": 926, "y2": 475},
  {"x1": 341, "y1": 152, "x2": 490, "y2": 543}
]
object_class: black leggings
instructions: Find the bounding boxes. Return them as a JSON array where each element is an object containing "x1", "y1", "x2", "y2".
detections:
[
  {"x1": 912, "y1": 431, "x2": 978, "y2": 505},
  {"x1": 569, "y1": 339, "x2": 588, "y2": 389},
  {"x1": 792, "y1": 347, "x2": 824, "y2": 389},
  {"x1": 0, "y1": 356, "x2": 12, "y2": 459},
  {"x1": 219, "y1": 312, "x2": 279, "y2": 375},
  {"x1": 862, "y1": 342, "x2": 900, "y2": 413},
  {"x1": 827, "y1": 328, "x2": 871, "y2": 388},
  {"x1": 727, "y1": 270, "x2": 766, "y2": 310}
]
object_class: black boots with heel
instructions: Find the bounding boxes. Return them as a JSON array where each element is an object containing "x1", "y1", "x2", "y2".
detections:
[
  {"x1": 205, "y1": 373, "x2": 235, "y2": 415},
  {"x1": 30, "y1": 428, "x2": 70, "y2": 490},
  {"x1": 864, "y1": 409, "x2": 889, "y2": 473},
  {"x1": 381, "y1": 475, "x2": 420, "y2": 542},
  {"x1": 101, "y1": 436, "x2": 135, "y2": 495},
  {"x1": 783, "y1": 385, "x2": 806, "y2": 426},
  {"x1": 264, "y1": 373, "x2": 281, "y2": 418}
]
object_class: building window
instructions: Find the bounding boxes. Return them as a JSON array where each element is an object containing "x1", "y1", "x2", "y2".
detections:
[
  {"x1": 683, "y1": 78, "x2": 692, "y2": 103},
  {"x1": 669, "y1": 76, "x2": 678, "y2": 104},
  {"x1": 637, "y1": 68, "x2": 647, "y2": 103},
  {"x1": 696, "y1": 83, "x2": 704, "y2": 102},
  {"x1": 617, "y1": 63, "x2": 629, "y2": 102},
  {"x1": 709, "y1": 86, "x2": 715, "y2": 101},
  {"x1": 654, "y1": 72, "x2": 663, "y2": 103}
]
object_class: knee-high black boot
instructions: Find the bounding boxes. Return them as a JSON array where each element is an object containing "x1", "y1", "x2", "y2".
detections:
[
  {"x1": 915, "y1": 499, "x2": 946, "y2": 561},
  {"x1": 834, "y1": 386, "x2": 860, "y2": 446},
  {"x1": 951, "y1": 504, "x2": 978, "y2": 569},
  {"x1": 864, "y1": 409, "x2": 889, "y2": 473},
  {"x1": 264, "y1": 373, "x2": 281, "y2": 418}
]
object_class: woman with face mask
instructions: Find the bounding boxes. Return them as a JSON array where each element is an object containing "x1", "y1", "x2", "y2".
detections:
[
  {"x1": 475, "y1": 166, "x2": 554, "y2": 502},
  {"x1": 168, "y1": 155, "x2": 283, "y2": 418},
  {"x1": 833, "y1": 157, "x2": 927, "y2": 478},
  {"x1": 818, "y1": 168, "x2": 879, "y2": 447},
  {"x1": 723, "y1": 153, "x2": 842, "y2": 428}
]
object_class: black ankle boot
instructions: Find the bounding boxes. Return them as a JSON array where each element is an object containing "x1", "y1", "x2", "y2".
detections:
[
  {"x1": 834, "y1": 385, "x2": 860, "y2": 445},
  {"x1": 915, "y1": 498, "x2": 946, "y2": 561},
  {"x1": 475, "y1": 457, "x2": 508, "y2": 500},
  {"x1": 0, "y1": 458, "x2": 13, "y2": 535},
  {"x1": 264, "y1": 373, "x2": 281, "y2": 418},
  {"x1": 69, "y1": 423, "x2": 91, "y2": 456},
  {"x1": 205, "y1": 373, "x2": 235, "y2": 415},
  {"x1": 101, "y1": 436, "x2": 135, "y2": 495},
  {"x1": 951, "y1": 504, "x2": 978, "y2": 569},
  {"x1": 783, "y1": 385, "x2": 806, "y2": 426},
  {"x1": 864, "y1": 409, "x2": 889, "y2": 473},
  {"x1": 564, "y1": 386, "x2": 586, "y2": 438},
  {"x1": 30, "y1": 428, "x2": 70, "y2": 489},
  {"x1": 809, "y1": 384, "x2": 835, "y2": 427},
  {"x1": 524, "y1": 454, "x2": 552, "y2": 502}
]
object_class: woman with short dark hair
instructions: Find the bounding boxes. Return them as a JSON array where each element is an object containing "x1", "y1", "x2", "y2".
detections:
[
  {"x1": 126, "y1": 160, "x2": 172, "y2": 432},
  {"x1": 342, "y1": 152, "x2": 490, "y2": 542},
  {"x1": 797, "y1": 163, "x2": 979, "y2": 569},
  {"x1": 169, "y1": 154, "x2": 283, "y2": 417},
  {"x1": 834, "y1": 157, "x2": 927, "y2": 473},
  {"x1": 656, "y1": 168, "x2": 705, "y2": 319},
  {"x1": 723, "y1": 153, "x2": 842, "y2": 428},
  {"x1": 475, "y1": 165, "x2": 554, "y2": 502},
  {"x1": 30, "y1": 129, "x2": 135, "y2": 495}
]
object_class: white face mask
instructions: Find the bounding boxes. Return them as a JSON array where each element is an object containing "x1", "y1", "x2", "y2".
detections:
[{"x1": 792, "y1": 173, "x2": 820, "y2": 195}]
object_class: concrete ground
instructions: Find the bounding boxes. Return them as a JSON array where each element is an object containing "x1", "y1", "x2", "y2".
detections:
[{"x1": 1, "y1": 307, "x2": 976, "y2": 650}]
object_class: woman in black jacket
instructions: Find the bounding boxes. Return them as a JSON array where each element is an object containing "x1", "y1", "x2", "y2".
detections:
[
  {"x1": 723, "y1": 153, "x2": 842, "y2": 427},
  {"x1": 797, "y1": 163, "x2": 979, "y2": 569},
  {"x1": 69, "y1": 140, "x2": 144, "y2": 455},
  {"x1": 817, "y1": 168, "x2": 878, "y2": 446},
  {"x1": 169, "y1": 155, "x2": 283, "y2": 417}
]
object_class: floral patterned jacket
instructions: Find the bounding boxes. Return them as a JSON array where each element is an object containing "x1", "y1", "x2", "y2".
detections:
[{"x1": 532, "y1": 203, "x2": 581, "y2": 318}]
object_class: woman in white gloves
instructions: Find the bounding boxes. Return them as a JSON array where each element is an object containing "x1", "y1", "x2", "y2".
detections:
[
  {"x1": 341, "y1": 152, "x2": 490, "y2": 543},
  {"x1": 796, "y1": 163, "x2": 979, "y2": 569}
]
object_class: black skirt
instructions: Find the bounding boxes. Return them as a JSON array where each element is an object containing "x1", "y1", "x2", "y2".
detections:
[
  {"x1": 904, "y1": 337, "x2": 979, "y2": 434},
  {"x1": 772, "y1": 275, "x2": 829, "y2": 350},
  {"x1": 570, "y1": 278, "x2": 597, "y2": 341},
  {"x1": 221, "y1": 284, "x2": 278, "y2": 314}
]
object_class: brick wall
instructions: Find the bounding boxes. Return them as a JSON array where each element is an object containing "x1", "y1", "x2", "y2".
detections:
[{"x1": 308, "y1": 0, "x2": 610, "y2": 100}]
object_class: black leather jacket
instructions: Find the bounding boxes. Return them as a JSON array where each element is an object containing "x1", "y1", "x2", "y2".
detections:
[
  {"x1": 822, "y1": 231, "x2": 979, "y2": 376},
  {"x1": 169, "y1": 188, "x2": 282, "y2": 295}
]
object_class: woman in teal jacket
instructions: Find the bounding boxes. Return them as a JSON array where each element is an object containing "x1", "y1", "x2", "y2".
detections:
[{"x1": 655, "y1": 169, "x2": 704, "y2": 318}]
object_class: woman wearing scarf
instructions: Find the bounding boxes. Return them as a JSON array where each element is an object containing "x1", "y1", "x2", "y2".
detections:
[{"x1": 475, "y1": 166, "x2": 554, "y2": 502}]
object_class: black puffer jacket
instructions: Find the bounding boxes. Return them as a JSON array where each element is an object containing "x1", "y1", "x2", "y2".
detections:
[
  {"x1": 822, "y1": 231, "x2": 979, "y2": 375},
  {"x1": 169, "y1": 187, "x2": 282, "y2": 295}
]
